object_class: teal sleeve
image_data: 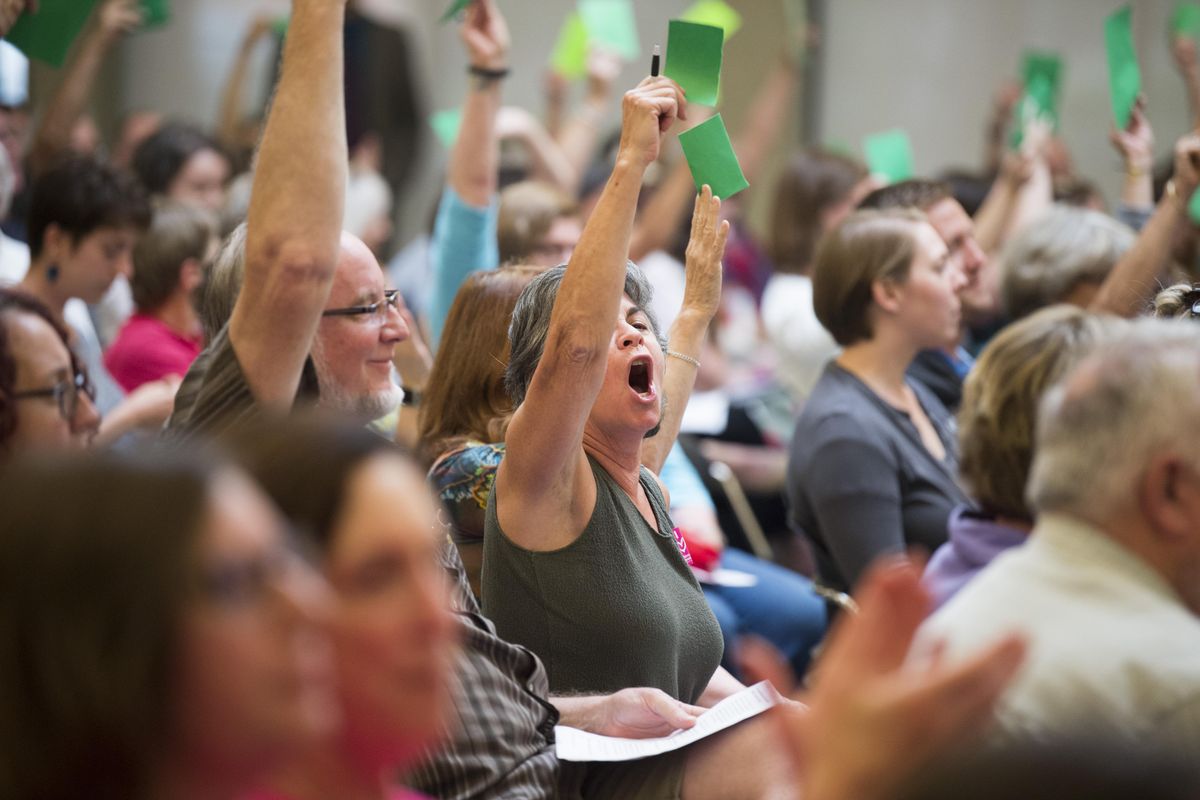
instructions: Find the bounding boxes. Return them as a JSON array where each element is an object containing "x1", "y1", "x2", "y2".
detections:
[{"x1": 429, "y1": 186, "x2": 499, "y2": 350}]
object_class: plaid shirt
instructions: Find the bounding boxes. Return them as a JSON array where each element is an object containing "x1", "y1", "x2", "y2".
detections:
[{"x1": 405, "y1": 539, "x2": 580, "y2": 799}]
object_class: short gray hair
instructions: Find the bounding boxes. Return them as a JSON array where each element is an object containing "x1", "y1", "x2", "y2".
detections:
[
  {"x1": 999, "y1": 205, "x2": 1134, "y2": 321},
  {"x1": 197, "y1": 221, "x2": 247, "y2": 342},
  {"x1": 1028, "y1": 318, "x2": 1200, "y2": 521},
  {"x1": 505, "y1": 261, "x2": 666, "y2": 407}
]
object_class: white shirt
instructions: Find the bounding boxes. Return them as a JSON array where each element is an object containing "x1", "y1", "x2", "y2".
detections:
[
  {"x1": 912, "y1": 513, "x2": 1200, "y2": 751},
  {"x1": 760, "y1": 273, "x2": 838, "y2": 403}
]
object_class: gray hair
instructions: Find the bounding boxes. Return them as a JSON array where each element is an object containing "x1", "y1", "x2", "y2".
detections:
[
  {"x1": 999, "y1": 205, "x2": 1135, "y2": 321},
  {"x1": 197, "y1": 221, "x2": 246, "y2": 342},
  {"x1": 505, "y1": 261, "x2": 666, "y2": 407},
  {"x1": 1028, "y1": 318, "x2": 1200, "y2": 521}
]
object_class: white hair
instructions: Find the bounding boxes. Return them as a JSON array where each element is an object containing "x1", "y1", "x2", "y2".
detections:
[
  {"x1": 309, "y1": 334, "x2": 404, "y2": 423},
  {"x1": 1028, "y1": 318, "x2": 1200, "y2": 521}
]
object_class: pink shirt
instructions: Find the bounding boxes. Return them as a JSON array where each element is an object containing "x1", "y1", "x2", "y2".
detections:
[{"x1": 104, "y1": 313, "x2": 202, "y2": 392}]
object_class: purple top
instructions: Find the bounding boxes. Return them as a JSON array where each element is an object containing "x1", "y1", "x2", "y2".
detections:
[{"x1": 923, "y1": 506, "x2": 1027, "y2": 610}]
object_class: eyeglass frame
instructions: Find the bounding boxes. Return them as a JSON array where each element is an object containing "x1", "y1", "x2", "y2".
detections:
[
  {"x1": 321, "y1": 288, "x2": 402, "y2": 322},
  {"x1": 11, "y1": 368, "x2": 95, "y2": 423}
]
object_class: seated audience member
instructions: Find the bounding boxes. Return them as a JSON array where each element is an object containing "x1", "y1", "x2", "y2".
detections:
[
  {"x1": 229, "y1": 418, "x2": 456, "y2": 800},
  {"x1": 913, "y1": 319, "x2": 1200, "y2": 751},
  {"x1": 166, "y1": 0, "x2": 411, "y2": 440},
  {"x1": 17, "y1": 155, "x2": 151, "y2": 413},
  {"x1": 763, "y1": 148, "x2": 870, "y2": 402},
  {"x1": 483, "y1": 76, "x2": 730, "y2": 703},
  {"x1": 131, "y1": 122, "x2": 231, "y2": 212},
  {"x1": 923, "y1": 305, "x2": 1116, "y2": 608},
  {"x1": 998, "y1": 204, "x2": 1134, "y2": 321},
  {"x1": 0, "y1": 448, "x2": 335, "y2": 800},
  {"x1": 496, "y1": 180, "x2": 581, "y2": 267},
  {"x1": 858, "y1": 180, "x2": 990, "y2": 411},
  {"x1": 787, "y1": 210, "x2": 970, "y2": 593},
  {"x1": 105, "y1": 202, "x2": 217, "y2": 392},
  {"x1": 0, "y1": 288, "x2": 101, "y2": 453}
]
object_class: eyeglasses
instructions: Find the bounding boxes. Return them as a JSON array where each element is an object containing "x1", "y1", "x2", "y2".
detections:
[
  {"x1": 322, "y1": 289, "x2": 401, "y2": 324},
  {"x1": 12, "y1": 368, "x2": 95, "y2": 422}
]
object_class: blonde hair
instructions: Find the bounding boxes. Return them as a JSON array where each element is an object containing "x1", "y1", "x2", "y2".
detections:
[
  {"x1": 812, "y1": 208, "x2": 924, "y2": 346},
  {"x1": 958, "y1": 305, "x2": 1116, "y2": 521},
  {"x1": 497, "y1": 181, "x2": 578, "y2": 265},
  {"x1": 1151, "y1": 282, "x2": 1200, "y2": 319}
]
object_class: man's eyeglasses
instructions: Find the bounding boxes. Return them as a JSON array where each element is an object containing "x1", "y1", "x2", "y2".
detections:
[
  {"x1": 12, "y1": 369, "x2": 94, "y2": 422},
  {"x1": 322, "y1": 289, "x2": 401, "y2": 323}
]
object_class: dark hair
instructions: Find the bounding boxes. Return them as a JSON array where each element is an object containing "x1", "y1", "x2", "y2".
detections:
[
  {"x1": 225, "y1": 414, "x2": 405, "y2": 553},
  {"x1": 28, "y1": 156, "x2": 151, "y2": 259},
  {"x1": 768, "y1": 148, "x2": 867, "y2": 275},
  {"x1": 0, "y1": 449, "x2": 213, "y2": 800},
  {"x1": 937, "y1": 169, "x2": 993, "y2": 217},
  {"x1": 131, "y1": 122, "x2": 227, "y2": 197},
  {"x1": 418, "y1": 266, "x2": 540, "y2": 463},
  {"x1": 131, "y1": 202, "x2": 218, "y2": 311},
  {"x1": 0, "y1": 288, "x2": 85, "y2": 451},
  {"x1": 505, "y1": 262, "x2": 666, "y2": 407},
  {"x1": 857, "y1": 178, "x2": 951, "y2": 212}
]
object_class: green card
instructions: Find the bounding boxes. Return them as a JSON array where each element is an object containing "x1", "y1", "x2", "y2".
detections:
[
  {"x1": 862, "y1": 129, "x2": 914, "y2": 184},
  {"x1": 1105, "y1": 5, "x2": 1141, "y2": 129},
  {"x1": 681, "y1": 0, "x2": 742, "y2": 39},
  {"x1": 1020, "y1": 51, "x2": 1062, "y2": 125},
  {"x1": 140, "y1": 0, "x2": 169, "y2": 28},
  {"x1": 1189, "y1": 183, "x2": 1200, "y2": 225},
  {"x1": 678, "y1": 114, "x2": 748, "y2": 199},
  {"x1": 1173, "y1": 3, "x2": 1200, "y2": 37},
  {"x1": 430, "y1": 108, "x2": 463, "y2": 149},
  {"x1": 272, "y1": 16, "x2": 290, "y2": 37},
  {"x1": 440, "y1": 0, "x2": 473, "y2": 24},
  {"x1": 664, "y1": 21, "x2": 724, "y2": 107},
  {"x1": 5, "y1": 0, "x2": 100, "y2": 67},
  {"x1": 579, "y1": 0, "x2": 640, "y2": 61},
  {"x1": 550, "y1": 12, "x2": 589, "y2": 79}
]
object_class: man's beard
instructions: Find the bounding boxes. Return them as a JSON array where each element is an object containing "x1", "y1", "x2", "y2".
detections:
[{"x1": 311, "y1": 346, "x2": 405, "y2": 423}]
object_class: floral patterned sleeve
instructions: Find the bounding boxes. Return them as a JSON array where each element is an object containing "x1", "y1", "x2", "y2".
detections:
[{"x1": 428, "y1": 442, "x2": 506, "y2": 547}]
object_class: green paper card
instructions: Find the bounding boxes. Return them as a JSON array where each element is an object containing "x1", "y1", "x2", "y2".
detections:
[
  {"x1": 681, "y1": 0, "x2": 742, "y2": 39},
  {"x1": 1105, "y1": 4, "x2": 1141, "y2": 129},
  {"x1": 863, "y1": 129, "x2": 914, "y2": 183},
  {"x1": 430, "y1": 108, "x2": 463, "y2": 149},
  {"x1": 1189, "y1": 183, "x2": 1200, "y2": 225},
  {"x1": 664, "y1": 20, "x2": 724, "y2": 107},
  {"x1": 1173, "y1": 3, "x2": 1200, "y2": 37},
  {"x1": 272, "y1": 16, "x2": 290, "y2": 37},
  {"x1": 678, "y1": 113, "x2": 748, "y2": 199},
  {"x1": 440, "y1": 0, "x2": 473, "y2": 24},
  {"x1": 550, "y1": 12, "x2": 589, "y2": 79},
  {"x1": 140, "y1": 0, "x2": 169, "y2": 28},
  {"x1": 5, "y1": 0, "x2": 100, "y2": 67},
  {"x1": 1020, "y1": 51, "x2": 1062, "y2": 125},
  {"x1": 579, "y1": 0, "x2": 640, "y2": 61}
]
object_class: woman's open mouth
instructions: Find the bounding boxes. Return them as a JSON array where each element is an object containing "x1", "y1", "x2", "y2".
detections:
[{"x1": 628, "y1": 358, "x2": 655, "y2": 399}]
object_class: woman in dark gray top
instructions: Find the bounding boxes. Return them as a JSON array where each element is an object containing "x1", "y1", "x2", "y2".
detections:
[{"x1": 787, "y1": 209, "x2": 971, "y2": 592}]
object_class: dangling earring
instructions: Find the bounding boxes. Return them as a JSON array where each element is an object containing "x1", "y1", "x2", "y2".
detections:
[{"x1": 46, "y1": 264, "x2": 60, "y2": 283}]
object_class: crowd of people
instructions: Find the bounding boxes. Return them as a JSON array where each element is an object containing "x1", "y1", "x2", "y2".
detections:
[{"x1": 3, "y1": 0, "x2": 1200, "y2": 797}]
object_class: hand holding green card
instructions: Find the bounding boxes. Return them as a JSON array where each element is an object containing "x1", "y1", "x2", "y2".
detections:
[
  {"x1": 1173, "y1": 2, "x2": 1200, "y2": 38},
  {"x1": 863, "y1": 129, "x2": 914, "y2": 184},
  {"x1": 550, "y1": 12, "x2": 589, "y2": 79},
  {"x1": 441, "y1": 0, "x2": 474, "y2": 25},
  {"x1": 664, "y1": 21, "x2": 724, "y2": 107},
  {"x1": 6, "y1": 0, "x2": 100, "y2": 67},
  {"x1": 1104, "y1": 5, "x2": 1141, "y2": 130},
  {"x1": 678, "y1": 114, "x2": 748, "y2": 199}
]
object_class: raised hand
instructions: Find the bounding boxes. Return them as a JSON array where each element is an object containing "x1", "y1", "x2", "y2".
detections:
[
  {"x1": 586, "y1": 47, "x2": 624, "y2": 102},
  {"x1": 681, "y1": 185, "x2": 731, "y2": 322},
  {"x1": 1173, "y1": 34, "x2": 1198, "y2": 75},
  {"x1": 1173, "y1": 132, "x2": 1200, "y2": 205},
  {"x1": 460, "y1": 0, "x2": 509, "y2": 71},
  {"x1": 98, "y1": 0, "x2": 142, "y2": 39},
  {"x1": 1109, "y1": 96, "x2": 1155, "y2": 173},
  {"x1": 617, "y1": 76, "x2": 686, "y2": 169},
  {"x1": 744, "y1": 557, "x2": 1026, "y2": 800},
  {"x1": 0, "y1": 0, "x2": 32, "y2": 38}
]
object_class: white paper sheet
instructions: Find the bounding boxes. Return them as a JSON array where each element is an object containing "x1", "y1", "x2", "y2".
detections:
[
  {"x1": 554, "y1": 681, "x2": 780, "y2": 762},
  {"x1": 693, "y1": 567, "x2": 759, "y2": 588}
]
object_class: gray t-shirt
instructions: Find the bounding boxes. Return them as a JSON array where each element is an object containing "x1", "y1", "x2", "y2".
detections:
[{"x1": 787, "y1": 362, "x2": 969, "y2": 592}]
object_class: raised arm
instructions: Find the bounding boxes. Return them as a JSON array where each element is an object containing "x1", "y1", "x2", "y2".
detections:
[
  {"x1": 1091, "y1": 134, "x2": 1200, "y2": 318},
  {"x1": 1109, "y1": 97, "x2": 1155, "y2": 215},
  {"x1": 641, "y1": 186, "x2": 728, "y2": 474},
  {"x1": 555, "y1": 48, "x2": 623, "y2": 193},
  {"x1": 28, "y1": 0, "x2": 140, "y2": 177},
  {"x1": 428, "y1": 0, "x2": 508, "y2": 347},
  {"x1": 495, "y1": 106, "x2": 577, "y2": 193},
  {"x1": 216, "y1": 14, "x2": 276, "y2": 158},
  {"x1": 498, "y1": 77, "x2": 685, "y2": 550},
  {"x1": 227, "y1": 0, "x2": 347, "y2": 410},
  {"x1": 1172, "y1": 36, "x2": 1200, "y2": 132}
]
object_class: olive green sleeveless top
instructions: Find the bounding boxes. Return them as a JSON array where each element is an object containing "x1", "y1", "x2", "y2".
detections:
[{"x1": 481, "y1": 456, "x2": 723, "y2": 704}]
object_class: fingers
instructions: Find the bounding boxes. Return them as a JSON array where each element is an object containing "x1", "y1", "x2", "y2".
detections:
[
  {"x1": 644, "y1": 690, "x2": 704, "y2": 729},
  {"x1": 907, "y1": 634, "x2": 1026, "y2": 745}
]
